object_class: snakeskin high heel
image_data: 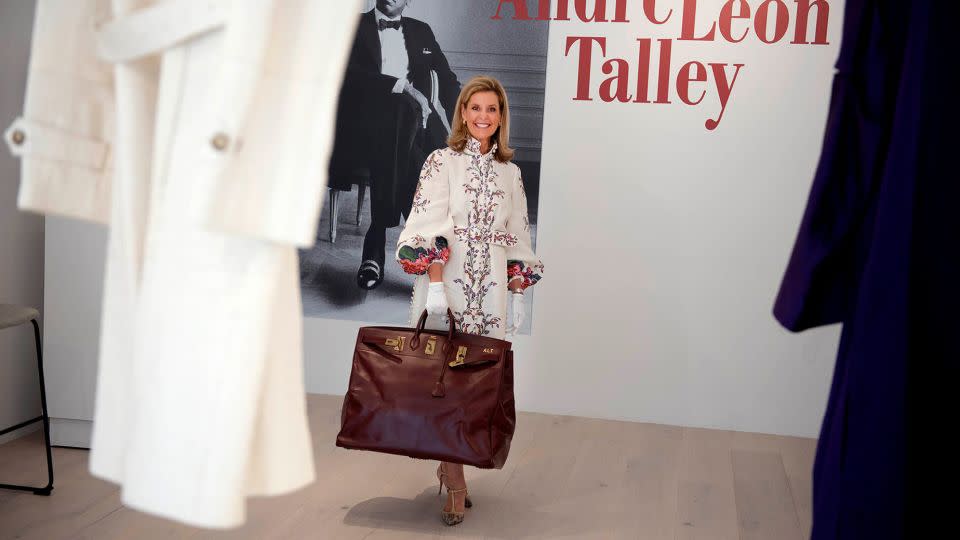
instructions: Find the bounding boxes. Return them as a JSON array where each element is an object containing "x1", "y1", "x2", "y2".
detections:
[{"x1": 436, "y1": 464, "x2": 472, "y2": 526}]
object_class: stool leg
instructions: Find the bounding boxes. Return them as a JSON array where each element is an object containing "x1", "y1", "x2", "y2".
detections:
[
  {"x1": 356, "y1": 182, "x2": 366, "y2": 226},
  {"x1": 0, "y1": 320, "x2": 54, "y2": 495},
  {"x1": 31, "y1": 319, "x2": 53, "y2": 496},
  {"x1": 329, "y1": 188, "x2": 340, "y2": 243}
]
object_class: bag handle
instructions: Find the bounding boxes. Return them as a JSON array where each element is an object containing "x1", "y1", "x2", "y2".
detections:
[
  {"x1": 407, "y1": 309, "x2": 458, "y2": 398},
  {"x1": 410, "y1": 308, "x2": 456, "y2": 351}
]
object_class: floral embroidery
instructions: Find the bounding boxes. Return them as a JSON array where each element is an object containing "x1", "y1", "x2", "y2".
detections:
[
  {"x1": 398, "y1": 245, "x2": 450, "y2": 275},
  {"x1": 507, "y1": 260, "x2": 544, "y2": 290},
  {"x1": 452, "y1": 138, "x2": 507, "y2": 336},
  {"x1": 454, "y1": 226, "x2": 517, "y2": 247},
  {"x1": 420, "y1": 150, "x2": 444, "y2": 181},
  {"x1": 453, "y1": 241, "x2": 503, "y2": 335},
  {"x1": 411, "y1": 184, "x2": 429, "y2": 214},
  {"x1": 411, "y1": 150, "x2": 444, "y2": 214},
  {"x1": 397, "y1": 137, "x2": 544, "y2": 337},
  {"x1": 398, "y1": 236, "x2": 449, "y2": 275},
  {"x1": 516, "y1": 172, "x2": 532, "y2": 232},
  {"x1": 493, "y1": 230, "x2": 518, "y2": 246},
  {"x1": 466, "y1": 137, "x2": 484, "y2": 155}
]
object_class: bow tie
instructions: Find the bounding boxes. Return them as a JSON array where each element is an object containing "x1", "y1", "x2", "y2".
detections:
[{"x1": 378, "y1": 19, "x2": 401, "y2": 31}]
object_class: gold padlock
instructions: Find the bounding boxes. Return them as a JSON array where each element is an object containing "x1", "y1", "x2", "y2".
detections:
[{"x1": 425, "y1": 336, "x2": 437, "y2": 355}]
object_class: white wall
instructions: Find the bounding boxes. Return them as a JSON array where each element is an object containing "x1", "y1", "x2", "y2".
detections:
[
  {"x1": 0, "y1": 0, "x2": 44, "y2": 444},
  {"x1": 41, "y1": 217, "x2": 106, "y2": 445},
  {"x1": 531, "y1": 0, "x2": 844, "y2": 436}
]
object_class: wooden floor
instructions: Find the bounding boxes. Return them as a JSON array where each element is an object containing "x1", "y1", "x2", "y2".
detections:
[{"x1": 0, "y1": 395, "x2": 815, "y2": 539}]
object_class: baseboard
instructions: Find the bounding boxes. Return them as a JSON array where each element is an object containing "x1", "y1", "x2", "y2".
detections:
[
  {"x1": 50, "y1": 418, "x2": 92, "y2": 448},
  {"x1": 0, "y1": 422, "x2": 41, "y2": 445}
]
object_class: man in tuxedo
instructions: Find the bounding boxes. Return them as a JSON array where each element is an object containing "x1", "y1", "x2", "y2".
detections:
[{"x1": 329, "y1": 0, "x2": 460, "y2": 290}]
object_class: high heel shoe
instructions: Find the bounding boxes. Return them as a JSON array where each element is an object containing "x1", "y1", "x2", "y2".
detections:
[{"x1": 436, "y1": 464, "x2": 472, "y2": 526}]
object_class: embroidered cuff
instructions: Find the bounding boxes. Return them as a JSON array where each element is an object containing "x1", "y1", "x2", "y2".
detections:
[
  {"x1": 398, "y1": 236, "x2": 450, "y2": 275},
  {"x1": 507, "y1": 260, "x2": 544, "y2": 290}
]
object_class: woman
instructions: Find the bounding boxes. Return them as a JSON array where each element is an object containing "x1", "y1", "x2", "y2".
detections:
[{"x1": 395, "y1": 75, "x2": 544, "y2": 525}]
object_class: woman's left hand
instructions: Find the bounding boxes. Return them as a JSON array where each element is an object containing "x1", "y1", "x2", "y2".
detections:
[
  {"x1": 425, "y1": 282, "x2": 449, "y2": 315},
  {"x1": 506, "y1": 291, "x2": 525, "y2": 336}
]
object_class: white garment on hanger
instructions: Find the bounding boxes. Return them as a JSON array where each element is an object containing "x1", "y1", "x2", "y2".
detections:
[{"x1": 4, "y1": 0, "x2": 360, "y2": 529}]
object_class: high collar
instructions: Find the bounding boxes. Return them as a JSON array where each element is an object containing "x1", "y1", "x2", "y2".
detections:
[{"x1": 465, "y1": 136, "x2": 497, "y2": 159}]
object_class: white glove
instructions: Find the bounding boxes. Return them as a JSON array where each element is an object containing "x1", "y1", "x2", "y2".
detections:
[
  {"x1": 506, "y1": 291, "x2": 525, "y2": 336},
  {"x1": 425, "y1": 282, "x2": 449, "y2": 315}
]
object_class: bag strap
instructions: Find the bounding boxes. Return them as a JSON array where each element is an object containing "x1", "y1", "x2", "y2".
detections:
[
  {"x1": 406, "y1": 309, "x2": 459, "y2": 398},
  {"x1": 431, "y1": 309, "x2": 457, "y2": 398},
  {"x1": 411, "y1": 308, "x2": 456, "y2": 350}
]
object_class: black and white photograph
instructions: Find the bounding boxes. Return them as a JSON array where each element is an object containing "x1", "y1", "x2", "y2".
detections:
[{"x1": 299, "y1": 0, "x2": 549, "y2": 332}]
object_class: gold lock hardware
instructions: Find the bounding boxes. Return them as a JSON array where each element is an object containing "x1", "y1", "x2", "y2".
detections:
[
  {"x1": 384, "y1": 336, "x2": 405, "y2": 352},
  {"x1": 425, "y1": 336, "x2": 437, "y2": 355},
  {"x1": 448, "y1": 346, "x2": 468, "y2": 367}
]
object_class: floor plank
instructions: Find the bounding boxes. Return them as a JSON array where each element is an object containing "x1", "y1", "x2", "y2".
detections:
[
  {"x1": 780, "y1": 438, "x2": 817, "y2": 539},
  {"x1": 675, "y1": 428, "x2": 739, "y2": 540},
  {"x1": 0, "y1": 395, "x2": 816, "y2": 539},
  {"x1": 620, "y1": 422, "x2": 683, "y2": 540},
  {"x1": 0, "y1": 447, "x2": 121, "y2": 540},
  {"x1": 731, "y1": 449, "x2": 804, "y2": 540}
]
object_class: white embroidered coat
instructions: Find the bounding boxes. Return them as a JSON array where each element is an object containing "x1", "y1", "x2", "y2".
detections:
[
  {"x1": 3, "y1": 0, "x2": 358, "y2": 528},
  {"x1": 397, "y1": 138, "x2": 544, "y2": 339}
]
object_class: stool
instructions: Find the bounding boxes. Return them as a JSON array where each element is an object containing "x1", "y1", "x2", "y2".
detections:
[
  {"x1": 327, "y1": 167, "x2": 370, "y2": 243},
  {"x1": 0, "y1": 304, "x2": 53, "y2": 496}
]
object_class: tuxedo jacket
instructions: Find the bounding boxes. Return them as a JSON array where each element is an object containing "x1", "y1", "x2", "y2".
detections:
[{"x1": 341, "y1": 9, "x2": 460, "y2": 126}]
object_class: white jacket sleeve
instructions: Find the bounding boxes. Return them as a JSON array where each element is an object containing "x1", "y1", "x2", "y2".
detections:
[
  {"x1": 395, "y1": 148, "x2": 455, "y2": 275},
  {"x1": 4, "y1": 0, "x2": 114, "y2": 225},
  {"x1": 196, "y1": 0, "x2": 361, "y2": 248},
  {"x1": 504, "y1": 164, "x2": 544, "y2": 290}
]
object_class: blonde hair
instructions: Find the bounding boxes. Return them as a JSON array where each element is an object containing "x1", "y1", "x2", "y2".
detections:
[{"x1": 448, "y1": 76, "x2": 514, "y2": 163}]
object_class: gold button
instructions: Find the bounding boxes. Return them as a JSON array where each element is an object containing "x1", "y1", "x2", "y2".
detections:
[
  {"x1": 210, "y1": 132, "x2": 229, "y2": 151},
  {"x1": 10, "y1": 129, "x2": 25, "y2": 145}
]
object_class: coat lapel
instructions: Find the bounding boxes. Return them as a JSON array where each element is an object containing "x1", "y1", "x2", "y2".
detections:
[
  {"x1": 360, "y1": 10, "x2": 381, "y2": 72},
  {"x1": 401, "y1": 18, "x2": 418, "y2": 73}
]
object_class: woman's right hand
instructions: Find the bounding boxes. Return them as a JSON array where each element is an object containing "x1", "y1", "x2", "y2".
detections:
[{"x1": 425, "y1": 282, "x2": 449, "y2": 315}]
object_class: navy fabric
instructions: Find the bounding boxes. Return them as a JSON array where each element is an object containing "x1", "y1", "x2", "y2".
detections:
[{"x1": 774, "y1": 1, "x2": 956, "y2": 538}]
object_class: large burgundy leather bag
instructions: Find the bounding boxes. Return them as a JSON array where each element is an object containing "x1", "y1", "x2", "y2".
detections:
[{"x1": 336, "y1": 309, "x2": 516, "y2": 469}]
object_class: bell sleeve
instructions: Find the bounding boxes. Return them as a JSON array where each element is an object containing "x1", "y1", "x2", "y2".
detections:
[
  {"x1": 395, "y1": 149, "x2": 455, "y2": 275},
  {"x1": 504, "y1": 165, "x2": 544, "y2": 290}
]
